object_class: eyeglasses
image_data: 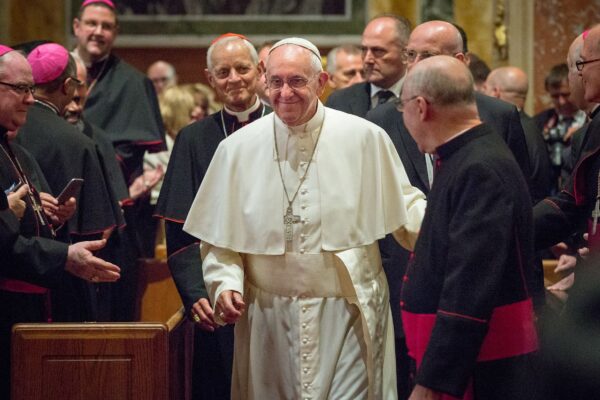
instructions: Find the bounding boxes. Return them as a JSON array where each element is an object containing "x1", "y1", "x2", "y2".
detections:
[
  {"x1": 402, "y1": 49, "x2": 443, "y2": 63},
  {"x1": 69, "y1": 76, "x2": 84, "y2": 87},
  {"x1": 575, "y1": 58, "x2": 600, "y2": 71},
  {"x1": 81, "y1": 19, "x2": 116, "y2": 32},
  {"x1": 396, "y1": 95, "x2": 420, "y2": 112},
  {"x1": 0, "y1": 81, "x2": 36, "y2": 96},
  {"x1": 267, "y1": 76, "x2": 315, "y2": 91}
]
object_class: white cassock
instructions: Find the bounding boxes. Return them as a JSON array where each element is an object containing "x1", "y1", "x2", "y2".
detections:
[{"x1": 184, "y1": 102, "x2": 426, "y2": 400}]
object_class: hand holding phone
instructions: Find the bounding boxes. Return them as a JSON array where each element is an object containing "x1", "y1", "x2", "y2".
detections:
[{"x1": 56, "y1": 178, "x2": 84, "y2": 205}]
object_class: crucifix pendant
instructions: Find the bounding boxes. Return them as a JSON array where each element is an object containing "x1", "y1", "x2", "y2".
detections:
[
  {"x1": 283, "y1": 205, "x2": 301, "y2": 242},
  {"x1": 30, "y1": 198, "x2": 46, "y2": 226},
  {"x1": 593, "y1": 198, "x2": 600, "y2": 235}
]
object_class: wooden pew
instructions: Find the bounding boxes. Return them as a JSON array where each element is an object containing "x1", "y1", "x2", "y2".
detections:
[
  {"x1": 136, "y1": 256, "x2": 183, "y2": 323},
  {"x1": 11, "y1": 307, "x2": 193, "y2": 400}
]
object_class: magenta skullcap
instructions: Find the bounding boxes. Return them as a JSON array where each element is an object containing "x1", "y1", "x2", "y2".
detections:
[
  {"x1": 81, "y1": 0, "x2": 115, "y2": 9},
  {"x1": 0, "y1": 45, "x2": 14, "y2": 58},
  {"x1": 27, "y1": 43, "x2": 70, "y2": 85}
]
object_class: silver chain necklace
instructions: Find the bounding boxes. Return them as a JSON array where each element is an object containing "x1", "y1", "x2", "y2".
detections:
[{"x1": 273, "y1": 115, "x2": 324, "y2": 242}]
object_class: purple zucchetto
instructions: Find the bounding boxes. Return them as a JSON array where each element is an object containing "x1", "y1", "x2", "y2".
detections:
[
  {"x1": 27, "y1": 43, "x2": 70, "y2": 85},
  {"x1": 0, "y1": 45, "x2": 14, "y2": 58},
  {"x1": 81, "y1": 0, "x2": 115, "y2": 9}
]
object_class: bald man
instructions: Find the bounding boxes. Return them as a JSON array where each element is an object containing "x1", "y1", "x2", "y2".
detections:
[
  {"x1": 401, "y1": 55, "x2": 538, "y2": 400},
  {"x1": 366, "y1": 21, "x2": 535, "y2": 398},
  {"x1": 485, "y1": 66, "x2": 552, "y2": 201},
  {"x1": 326, "y1": 14, "x2": 412, "y2": 116},
  {"x1": 564, "y1": 33, "x2": 600, "y2": 162},
  {"x1": 147, "y1": 60, "x2": 177, "y2": 95}
]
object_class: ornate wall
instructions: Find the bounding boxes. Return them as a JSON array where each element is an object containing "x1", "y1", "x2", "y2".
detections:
[
  {"x1": 2, "y1": 0, "x2": 598, "y2": 114},
  {"x1": 533, "y1": 0, "x2": 600, "y2": 113}
]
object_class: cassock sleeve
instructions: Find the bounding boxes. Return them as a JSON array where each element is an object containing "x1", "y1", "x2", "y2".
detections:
[
  {"x1": 0, "y1": 205, "x2": 68, "y2": 286},
  {"x1": 0, "y1": 202, "x2": 20, "y2": 256},
  {"x1": 382, "y1": 134, "x2": 426, "y2": 251},
  {"x1": 416, "y1": 165, "x2": 516, "y2": 397},
  {"x1": 200, "y1": 241, "x2": 245, "y2": 324},
  {"x1": 165, "y1": 221, "x2": 208, "y2": 311}
]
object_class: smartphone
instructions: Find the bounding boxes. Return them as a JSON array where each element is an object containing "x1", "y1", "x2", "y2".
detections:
[
  {"x1": 56, "y1": 178, "x2": 84, "y2": 204},
  {"x1": 4, "y1": 181, "x2": 23, "y2": 195}
]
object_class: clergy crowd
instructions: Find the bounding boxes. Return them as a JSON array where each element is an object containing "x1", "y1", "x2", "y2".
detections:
[{"x1": 2, "y1": 0, "x2": 600, "y2": 399}]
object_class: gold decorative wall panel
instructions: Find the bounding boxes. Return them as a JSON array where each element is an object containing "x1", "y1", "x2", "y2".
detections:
[{"x1": 533, "y1": 0, "x2": 600, "y2": 113}]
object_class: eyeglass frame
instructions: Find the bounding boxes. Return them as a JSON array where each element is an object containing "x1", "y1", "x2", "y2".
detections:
[
  {"x1": 266, "y1": 75, "x2": 318, "y2": 91},
  {"x1": 68, "y1": 76, "x2": 84, "y2": 87},
  {"x1": 396, "y1": 95, "x2": 421, "y2": 112},
  {"x1": 0, "y1": 81, "x2": 36, "y2": 96},
  {"x1": 575, "y1": 58, "x2": 600, "y2": 72},
  {"x1": 402, "y1": 49, "x2": 463, "y2": 64}
]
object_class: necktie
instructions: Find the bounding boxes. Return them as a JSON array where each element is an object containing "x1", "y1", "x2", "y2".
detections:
[{"x1": 377, "y1": 90, "x2": 394, "y2": 106}]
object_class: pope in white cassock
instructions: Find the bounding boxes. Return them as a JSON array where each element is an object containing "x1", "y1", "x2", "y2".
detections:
[{"x1": 184, "y1": 37, "x2": 426, "y2": 400}]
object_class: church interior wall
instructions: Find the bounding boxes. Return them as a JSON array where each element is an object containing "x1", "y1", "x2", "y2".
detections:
[{"x1": 1, "y1": 0, "x2": 597, "y2": 114}]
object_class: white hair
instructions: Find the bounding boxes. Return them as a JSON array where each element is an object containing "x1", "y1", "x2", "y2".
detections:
[{"x1": 206, "y1": 36, "x2": 259, "y2": 70}]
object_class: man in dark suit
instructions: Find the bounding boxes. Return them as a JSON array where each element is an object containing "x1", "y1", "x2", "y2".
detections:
[
  {"x1": 485, "y1": 66, "x2": 552, "y2": 202},
  {"x1": 325, "y1": 14, "x2": 411, "y2": 117}
]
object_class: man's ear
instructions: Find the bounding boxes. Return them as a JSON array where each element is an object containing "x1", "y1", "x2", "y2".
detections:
[
  {"x1": 73, "y1": 18, "x2": 81, "y2": 35},
  {"x1": 62, "y1": 78, "x2": 71, "y2": 96},
  {"x1": 257, "y1": 60, "x2": 265, "y2": 76},
  {"x1": 454, "y1": 52, "x2": 467, "y2": 65},
  {"x1": 315, "y1": 71, "x2": 329, "y2": 96},
  {"x1": 416, "y1": 96, "x2": 430, "y2": 122},
  {"x1": 204, "y1": 69, "x2": 215, "y2": 89}
]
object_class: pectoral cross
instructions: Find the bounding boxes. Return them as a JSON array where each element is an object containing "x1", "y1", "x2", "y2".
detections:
[
  {"x1": 593, "y1": 198, "x2": 600, "y2": 235},
  {"x1": 284, "y1": 206, "x2": 301, "y2": 242},
  {"x1": 30, "y1": 196, "x2": 46, "y2": 226}
]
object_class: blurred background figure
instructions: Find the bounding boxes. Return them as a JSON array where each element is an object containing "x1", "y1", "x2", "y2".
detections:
[
  {"x1": 255, "y1": 40, "x2": 277, "y2": 105},
  {"x1": 535, "y1": 63, "x2": 586, "y2": 194},
  {"x1": 485, "y1": 65, "x2": 552, "y2": 201},
  {"x1": 183, "y1": 83, "x2": 221, "y2": 122},
  {"x1": 468, "y1": 52, "x2": 491, "y2": 92},
  {"x1": 143, "y1": 84, "x2": 201, "y2": 251},
  {"x1": 326, "y1": 44, "x2": 365, "y2": 91},
  {"x1": 147, "y1": 60, "x2": 178, "y2": 95}
]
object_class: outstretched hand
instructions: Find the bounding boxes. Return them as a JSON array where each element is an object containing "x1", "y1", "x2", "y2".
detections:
[{"x1": 65, "y1": 239, "x2": 121, "y2": 283}]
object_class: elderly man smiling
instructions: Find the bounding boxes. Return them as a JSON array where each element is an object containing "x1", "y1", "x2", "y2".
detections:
[{"x1": 183, "y1": 37, "x2": 426, "y2": 400}]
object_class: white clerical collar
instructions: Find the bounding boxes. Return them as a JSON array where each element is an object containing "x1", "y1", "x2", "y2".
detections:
[
  {"x1": 72, "y1": 47, "x2": 109, "y2": 68},
  {"x1": 274, "y1": 100, "x2": 325, "y2": 140},
  {"x1": 370, "y1": 76, "x2": 404, "y2": 99},
  {"x1": 223, "y1": 95, "x2": 261, "y2": 122}
]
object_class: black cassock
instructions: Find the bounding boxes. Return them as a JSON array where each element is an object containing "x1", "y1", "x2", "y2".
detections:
[
  {"x1": 0, "y1": 129, "x2": 69, "y2": 398},
  {"x1": 83, "y1": 53, "x2": 166, "y2": 183},
  {"x1": 16, "y1": 102, "x2": 122, "y2": 321},
  {"x1": 155, "y1": 105, "x2": 270, "y2": 400},
  {"x1": 401, "y1": 124, "x2": 539, "y2": 399}
]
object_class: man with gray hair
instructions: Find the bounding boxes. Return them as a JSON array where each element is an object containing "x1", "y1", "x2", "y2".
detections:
[
  {"x1": 184, "y1": 37, "x2": 426, "y2": 399},
  {"x1": 326, "y1": 44, "x2": 364, "y2": 91},
  {"x1": 146, "y1": 60, "x2": 177, "y2": 95},
  {"x1": 400, "y1": 55, "x2": 538, "y2": 400}
]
